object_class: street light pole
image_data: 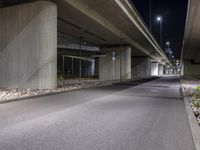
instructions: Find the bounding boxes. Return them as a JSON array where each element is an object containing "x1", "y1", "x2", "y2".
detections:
[
  {"x1": 160, "y1": 20, "x2": 162, "y2": 48},
  {"x1": 166, "y1": 41, "x2": 170, "y2": 49},
  {"x1": 156, "y1": 16, "x2": 163, "y2": 48},
  {"x1": 149, "y1": 0, "x2": 152, "y2": 31},
  {"x1": 166, "y1": 42, "x2": 170, "y2": 59},
  {"x1": 120, "y1": 38, "x2": 123, "y2": 82},
  {"x1": 79, "y1": 37, "x2": 82, "y2": 79}
]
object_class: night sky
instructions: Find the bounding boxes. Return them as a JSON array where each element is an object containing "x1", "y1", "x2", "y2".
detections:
[{"x1": 132, "y1": 0, "x2": 188, "y2": 59}]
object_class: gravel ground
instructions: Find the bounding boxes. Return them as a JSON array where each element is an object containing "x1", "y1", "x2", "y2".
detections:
[
  {"x1": 181, "y1": 77, "x2": 200, "y2": 125},
  {"x1": 0, "y1": 79, "x2": 102, "y2": 101}
]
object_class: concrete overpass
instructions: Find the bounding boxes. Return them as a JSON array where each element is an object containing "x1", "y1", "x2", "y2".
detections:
[
  {"x1": 0, "y1": 0, "x2": 171, "y2": 89},
  {"x1": 182, "y1": 0, "x2": 200, "y2": 77}
]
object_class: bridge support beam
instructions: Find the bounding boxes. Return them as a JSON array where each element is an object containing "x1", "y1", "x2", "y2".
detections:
[
  {"x1": 131, "y1": 57, "x2": 151, "y2": 78},
  {"x1": 0, "y1": 1, "x2": 57, "y2": 89},
  {"x1": 99, "y1": 47, "x2": 131, "y2": 81}
]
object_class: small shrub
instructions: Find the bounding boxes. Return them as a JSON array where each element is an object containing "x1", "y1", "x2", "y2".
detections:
[
  {"x1": 58, "y1": 74, "x2": 64, "y2": 81},
  {"x1": 193, "y1": 86, "x2": 200, "y2": 99},
  {"x1": 195, "y1": 86, "x2": 200, "y2": 91},
  {"x1": 192, "y1": 99, "x2": 200, "y2": 108}
]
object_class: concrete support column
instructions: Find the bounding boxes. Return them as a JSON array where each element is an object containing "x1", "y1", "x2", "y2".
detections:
[
  {"x1": 163, "y1": 65, "x2": 167, "y2": 75},
  {"x1": 0, "y1": 1, "x2": 57, "y2": 89},
  {"x1": 99, "y1": 47, "x2": 131, "y2": 81},
  {"x1": 94, "y1": 57, "x2": 99, "y2": 77},
  {"x1": 151, "y1": 62, "x2": 159, "y2": 76},
  {"x1": 131, "y1": 57, "x2": 151, "y2": 78},
  {"x1": 181, "y1": 63, "x2": 184, "y2": 76},
  {"x1": 158, "y1": 64, "x2": 164, "y2": 75},
  {"x1": 164, "y1": 65, "x2": 170, "y2": 75},
  {"x1": 121, "y1": 47, "x2": 132, "y2": 80}
]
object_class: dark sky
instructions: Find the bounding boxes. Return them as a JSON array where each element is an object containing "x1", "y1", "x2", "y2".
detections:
[{"x1": 131, "y1": 0, "x2": 188, "y2": 59}]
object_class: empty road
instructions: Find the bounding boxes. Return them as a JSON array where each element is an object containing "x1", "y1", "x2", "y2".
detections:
[{"x1": 0, "y1": 77, "x2": 195, "y2": 150}]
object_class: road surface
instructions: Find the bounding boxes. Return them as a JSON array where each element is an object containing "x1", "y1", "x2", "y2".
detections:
[{"x1": 0, "y1": 77, "x2": 195, "y2": 150}]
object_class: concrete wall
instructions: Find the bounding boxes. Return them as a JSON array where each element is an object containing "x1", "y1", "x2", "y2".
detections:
[
  {"x1": 151, "y1": 62, "x2": 159, "y2": 76},
  {"x1": 183, "y1": 60, "x2": 200, "y2": 77},
  {"x1": 131, "y1": 57, "x2": 151, "y2": 77},
  {"x1": 0, "y1": 1, "x2": 57, "y2": 89},
  {"x1": 99, "y1": 47, "x2": 131, "y2": 81}
]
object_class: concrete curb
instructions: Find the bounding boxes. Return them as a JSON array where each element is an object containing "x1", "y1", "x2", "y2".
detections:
[
  {"x1": 0, "y1": 76, "x2": 159, "y2": 105},
  {"x1": 0, "y1": 83, "x2": 112, "y2": 105},
  {"x1": 180, "y1": 82, "x2": 200, "y2": 150}
]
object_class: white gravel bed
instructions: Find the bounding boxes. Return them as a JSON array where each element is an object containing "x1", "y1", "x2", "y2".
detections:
[
  {"x1": 0, "y1": 79, "x2": 101, "y2": 101},
  {"x1": 181, "y1": 78, "x2": 200, "y2": 125}
]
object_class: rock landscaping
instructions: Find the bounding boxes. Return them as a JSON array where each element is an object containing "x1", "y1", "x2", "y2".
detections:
[
  {"x1": 181, "y1": 77, "x2": 200, "y2": 125},
  {"x1": 0, "y1": 79, "x2": 101, "y2": 101}
]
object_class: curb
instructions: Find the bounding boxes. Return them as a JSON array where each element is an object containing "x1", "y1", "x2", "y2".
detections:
[
  {"x1": 180, "y1": 82, "x2": 200, "y2": 150},
  {"x1": 0, "y1": 82, "x2": 112, "y2": 104},
  {"x1": 0, "y1": 76, "x2": 159, "y2": 105}
]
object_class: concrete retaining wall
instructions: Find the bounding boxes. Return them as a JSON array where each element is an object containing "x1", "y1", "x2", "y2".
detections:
[
  {"x1": 99, "y1": 47, "x2": 131, "y2": 81},
  {"x1": 184, "y1": 60, "x2": 200, "y2": 77},
  {"x1": 0, "y1": 1, "x2": 57, "y2": 89}
]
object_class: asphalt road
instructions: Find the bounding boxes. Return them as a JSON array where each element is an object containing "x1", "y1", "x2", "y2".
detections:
[{"x1": 0, "y1": 77, "x2": 195, "y2": 150}]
